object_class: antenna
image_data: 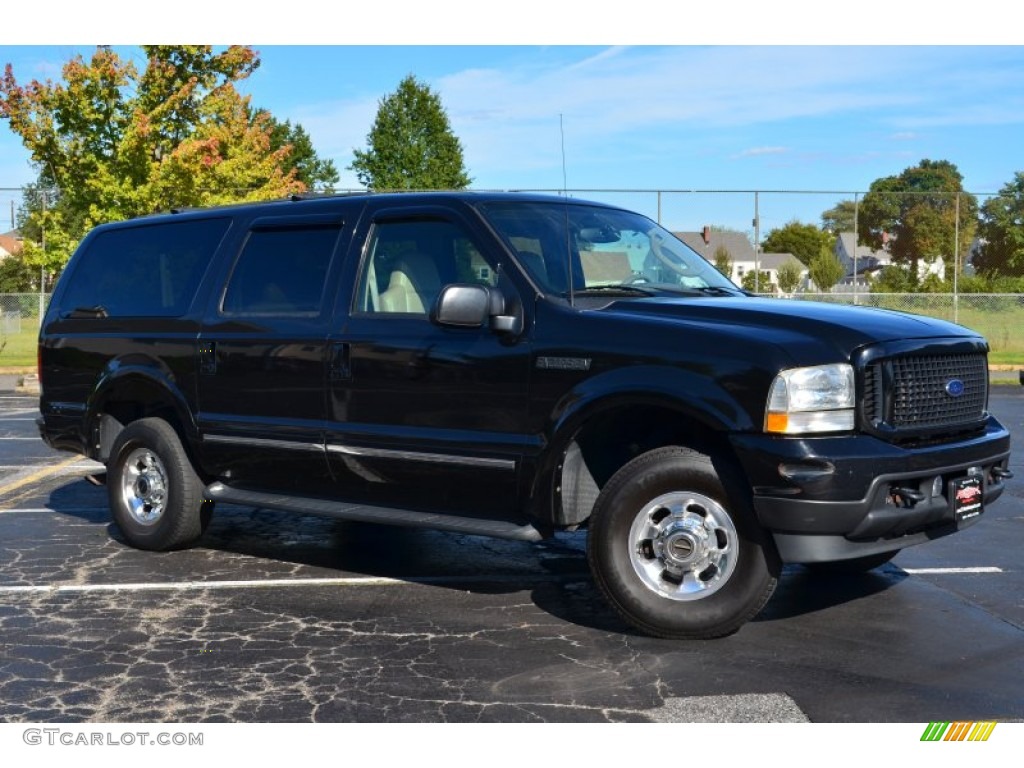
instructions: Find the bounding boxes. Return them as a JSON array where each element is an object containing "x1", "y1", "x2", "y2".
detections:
[
  {"x1": 559, "y1": 114, "x2": 568, "y2": 194},
  {"x1": 560, "y1": 113, "x2": 573, "y2": 306}
]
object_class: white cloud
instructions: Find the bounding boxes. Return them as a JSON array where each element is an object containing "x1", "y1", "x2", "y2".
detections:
[{"x1": 283, "y1": 46, "x2": 1024, "y2": 189}]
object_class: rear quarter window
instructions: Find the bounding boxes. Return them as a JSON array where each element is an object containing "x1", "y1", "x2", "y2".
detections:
[{"x1": 61, "y1": 217, "x2": 231, "y2": 317}]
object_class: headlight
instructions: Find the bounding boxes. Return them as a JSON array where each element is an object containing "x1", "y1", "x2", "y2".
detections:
[{"x1": 765, "y1": 364, "x2": 855, "y2": 434}]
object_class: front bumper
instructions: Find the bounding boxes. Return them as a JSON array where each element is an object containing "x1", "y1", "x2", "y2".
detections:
[{"x1": 729, "y1": 417, "x2": 1011, "y2": 563}]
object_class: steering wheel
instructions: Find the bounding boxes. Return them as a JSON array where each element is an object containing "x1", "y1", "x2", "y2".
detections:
[{"x1": 649, "y1": 231, "x2": 695, "y2": 277}]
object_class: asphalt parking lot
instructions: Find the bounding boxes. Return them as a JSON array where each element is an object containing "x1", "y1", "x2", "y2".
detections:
[{"x1": 1, "y1": 379, "x2": 1022, "y2": 723}]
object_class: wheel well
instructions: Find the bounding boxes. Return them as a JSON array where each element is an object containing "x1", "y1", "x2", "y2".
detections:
[
  {"x1": 94, "y1": 379, "x2": 189, "y2": 464},
  {"x1": 557, "y1": 404, "x2": 733, "y2": 527}
]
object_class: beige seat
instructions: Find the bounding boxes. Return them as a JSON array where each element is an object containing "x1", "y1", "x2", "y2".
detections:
[
  {"x1": 378, "y1": 253, "x2": 442, "y2": 314},
  {"x1": 581, "y1": 250, "x2": 633, "y2": 284}
]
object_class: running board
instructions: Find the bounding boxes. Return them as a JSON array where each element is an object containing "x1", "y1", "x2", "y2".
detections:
[{"x1": 204, "y1": 482, "x2": 546, "y2": 542}]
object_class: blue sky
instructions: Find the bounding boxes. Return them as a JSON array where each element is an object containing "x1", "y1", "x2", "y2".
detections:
[{"x1": 2, "y1": 34, "x2": 1023, "y2": 235}]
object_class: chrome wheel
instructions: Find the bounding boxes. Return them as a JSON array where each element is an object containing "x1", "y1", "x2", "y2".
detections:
[
  {"x1": 589, "y1": 446, "x2": 777, "y2": 638},
  {"x1": 627, "y1": 491, "x2": 739, "y2": 601},
  {"x1": 120, "y1": 447, "x2": 169, "y2": 526}
]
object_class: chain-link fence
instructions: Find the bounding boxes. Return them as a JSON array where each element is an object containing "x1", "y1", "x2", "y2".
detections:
[
  {"x1": 0, "y1": 291, "x2": 1020, "y2": 367},
  {"x1": 754, "y1": 292, "x2": 1024, "y2": 363},
  {"x1": 0, "y1": 293, "x2": 48, "y2": 368},
  {"x1": 2, "y1": 184, "x2": 1022, "y2": 365}
]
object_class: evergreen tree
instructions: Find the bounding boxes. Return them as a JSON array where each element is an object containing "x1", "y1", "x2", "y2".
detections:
[{"x1": 350, "y1": 75, "x2": 471, "y2": 191}]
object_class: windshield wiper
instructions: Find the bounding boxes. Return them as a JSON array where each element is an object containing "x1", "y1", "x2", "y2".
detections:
[
  {"x1": 64, "y1": 305, "x2": 109, "y2": 319},
  {"x1": 575, "y1": 284, "x2": 658, "y2": 297},
  {"x1": 690, "y1": 286, "x2": 742, "y2": 297}
]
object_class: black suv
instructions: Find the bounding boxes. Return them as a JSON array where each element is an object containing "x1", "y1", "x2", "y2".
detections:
[{"x1": 38, "y1": 192, "x2": 1012, "y2": 639}]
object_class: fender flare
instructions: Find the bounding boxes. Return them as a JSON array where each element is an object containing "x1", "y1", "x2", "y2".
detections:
[
  {"x1": 84, "y1": 358, "x2": 198, "y2": 461},
  {"x1": 527, "y1": 364, "x2": 759, "y2": 525}
]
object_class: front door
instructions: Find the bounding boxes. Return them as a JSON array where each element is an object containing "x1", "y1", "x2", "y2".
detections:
[{"x1": 327, "y1": 207, "x2": 534, "y2": 520}]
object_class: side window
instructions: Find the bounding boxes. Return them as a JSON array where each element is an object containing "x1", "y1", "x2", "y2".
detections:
[
  {"x1": 62, "y1": 218, "x2": 230, "y2": 317},
  {"x1": 357, "y1": 219, "x2": 497, "y2": 316},
  {"x1": 221, "y1": 225, "x2": 340, "y2": 316}
]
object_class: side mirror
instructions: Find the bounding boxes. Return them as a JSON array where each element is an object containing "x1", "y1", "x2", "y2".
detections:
[
  {"x1": 434, "y1": 284, "x2": 489, "y2": 328},
  {"x1": 434, "y1": 284, "x2": 523, "y2": 335}
]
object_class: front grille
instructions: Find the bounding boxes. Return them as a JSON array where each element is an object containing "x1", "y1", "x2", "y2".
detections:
[{"x1": 863, "y1": 352, "x2": 988, "y2": 437}]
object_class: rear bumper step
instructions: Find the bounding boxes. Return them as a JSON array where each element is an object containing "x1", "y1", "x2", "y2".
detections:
[{"x1": 204, "y1": 482, "x2": 546, "y2": 542}]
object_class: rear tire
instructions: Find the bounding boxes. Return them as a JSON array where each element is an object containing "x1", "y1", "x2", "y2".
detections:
[
  {"x1": 587, "y1": 446, "x2": 778, "y2": 639},
  {"x1": 107, "y1": 418, "x2": 211, "y2": 551}
]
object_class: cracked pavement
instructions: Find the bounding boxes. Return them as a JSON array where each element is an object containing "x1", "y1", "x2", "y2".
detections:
[{"x1": 1, "y1": 387, "x2": 1023, "y2": 722}]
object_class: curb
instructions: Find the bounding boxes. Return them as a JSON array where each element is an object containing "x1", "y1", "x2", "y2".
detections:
[{"x1": 15, "y1": 373, "x2": 40, "y2": 395}]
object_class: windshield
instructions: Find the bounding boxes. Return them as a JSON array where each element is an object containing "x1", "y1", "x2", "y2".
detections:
[{"x1": 480, "y1": 200, "x2": 741, "y2": 298}]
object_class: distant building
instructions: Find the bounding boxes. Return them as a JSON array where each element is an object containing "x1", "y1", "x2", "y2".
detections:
[
  {"x1": 0, "y1": 230, "x2": 22, "y2": 260},
  {"x1": 676, "y1": 229, "x2": 807, "y2": 293},
  {"x1": 833, "y1": 232, "x2": 944, "y2": 289}
]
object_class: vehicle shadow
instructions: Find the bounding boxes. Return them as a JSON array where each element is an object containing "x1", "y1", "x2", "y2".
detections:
[
  {"x1": 753, "y1": 565, "x2": 909, "y2": 624},
  {"x1": 42, "y1": 480, "x2": 908, "y2": 637}
]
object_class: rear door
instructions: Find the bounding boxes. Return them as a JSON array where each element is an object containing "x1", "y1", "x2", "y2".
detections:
[{"x1": 196, "y1": 212, "x2": 349, "y2": 493}]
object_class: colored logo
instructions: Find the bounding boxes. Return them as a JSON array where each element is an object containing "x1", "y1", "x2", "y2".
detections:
[
  {"x1": 956, "y1": 485, "x2": 982, "y2": 505},
  {"x1": 945, "y1": 379, "x2": 966, "y2": 397},
  {"x1": 921, "y1": 722, "x2": 997, "y2": 741}
]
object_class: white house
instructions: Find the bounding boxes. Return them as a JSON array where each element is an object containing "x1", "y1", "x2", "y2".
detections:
[
  {"x1": 0, "y1": 230, "x2": 22, "y2": 260},
  {"x1": 834, "y1": 232, "x2": 944, "y2": 290},
  {"x1": 675, "y1": 230, "x2": 807, "y2": 293}
]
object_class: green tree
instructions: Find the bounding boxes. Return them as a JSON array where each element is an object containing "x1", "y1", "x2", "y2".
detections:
[
  {"x1": 821, "y1": 199, "x2": 858, "y2": 235},
  {"x1": 741, "y1": 270, "x2": 772, "y2": 293},
  {"x1": 267, "y1": 117, "x2": 339, "y2": 191},
  {"x1": 713, "y1": 245, "x2": 733, "y2": 279},
  {"x1": 776, "y1": 259, "x2": 803, "y2": 293},
  {"x1": 1, "y1": 46, "x2": 307, "y2": 272},
  {"x1": 974, "y1": 172, "x2": 1024, "y2": 277},
  {"x1": 0, "y1": 256, "x2": 36, "y2": 292},
  {"x1": 808, "y1": 247, "x2": 845, "y2": 293},
  {"x1": 871, "y1": 265, "x2": 916, "y2": 293},
  {"x1": 350, "y1": 74, "x2": 471, "y2": 191},
  {"x1": 761, "y1": 220, "x2": 834, "y2": 266},
  {"x1": 919, "y1": 272, "x2": 949, "y2": 293},
  {"x1": 858, "y1": 159, "x2": 977, "y2": 279}
]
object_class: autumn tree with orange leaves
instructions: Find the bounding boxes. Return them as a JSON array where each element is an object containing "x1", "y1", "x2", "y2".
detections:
[{"x1": 0, "y1": 46, "x2": 309, "y2": 271}]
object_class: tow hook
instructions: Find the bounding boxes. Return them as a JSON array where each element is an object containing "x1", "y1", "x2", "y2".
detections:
[
  {"x1": 992, "y1": 466, "x2": 1013, "y2": 480},
  {"x1": 890, "y1": 486, "x2": 925, "y2": 507}
]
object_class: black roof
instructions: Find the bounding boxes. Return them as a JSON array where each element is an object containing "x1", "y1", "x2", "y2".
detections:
[{"x1": 109, "y1": 190, "x2": 619, "y2": 227}]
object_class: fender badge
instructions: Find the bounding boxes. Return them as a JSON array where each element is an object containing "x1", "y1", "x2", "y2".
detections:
[{"x1": 536, "y1": 356, "x2": 592, "y2": 371}]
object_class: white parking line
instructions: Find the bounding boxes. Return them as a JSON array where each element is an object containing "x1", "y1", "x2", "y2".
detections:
[
  {"x1": 0, "y1": 456, "x2": 90, "y2": 497},
  {"x1": 0, "y1": 437, "x2": 46, "y2": 440},
  {"x1": 901, "y1": 566, "x2": 1004, "y2": 574},
  {"x1": 0, "y1": 463, "x2": 101, "y2": 471},
  {"x1": 0, "y1": 573, "x2": 578, "y2": 595},
  {"x1": 0, "y1": 507, "x2": 107, "y2": 514}
]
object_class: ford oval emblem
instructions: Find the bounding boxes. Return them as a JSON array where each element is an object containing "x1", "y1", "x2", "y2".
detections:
[{"x1": 945, "y1": 379, "x2": 966, "y2": 397}]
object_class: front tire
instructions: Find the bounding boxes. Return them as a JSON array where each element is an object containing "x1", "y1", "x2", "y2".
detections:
[
  {"x1": 107, "y1": 418, "x2": 210, "y2": 551},
  {"x1": 587, "y1": 446, "x2": 778, "y2": 639}
]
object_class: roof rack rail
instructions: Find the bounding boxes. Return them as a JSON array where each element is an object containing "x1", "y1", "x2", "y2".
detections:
[{"x1": 289, "y1": 191, "x2": 372, "y2": 202}]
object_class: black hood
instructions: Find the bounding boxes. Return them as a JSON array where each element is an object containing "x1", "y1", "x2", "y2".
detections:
[{"x1": 601, "y1": 296, "x2": 981, "y2": 363}]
